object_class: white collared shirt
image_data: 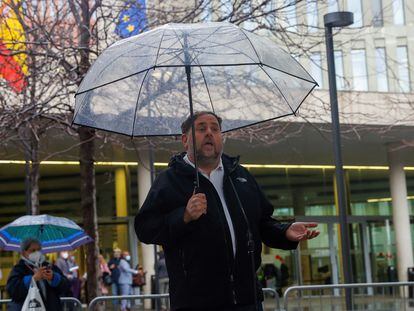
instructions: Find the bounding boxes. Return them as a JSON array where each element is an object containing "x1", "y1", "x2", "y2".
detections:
[{"x1": 184, "y1": 154, "x2": 236, "y2": 256}]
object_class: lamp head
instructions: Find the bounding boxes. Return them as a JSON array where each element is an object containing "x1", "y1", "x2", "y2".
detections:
[{"x1": 324, "y1": 12, "x2": 354, "y2": 28}]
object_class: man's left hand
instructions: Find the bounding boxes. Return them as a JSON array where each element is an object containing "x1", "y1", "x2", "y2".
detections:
[{"x1": 285, "y1": 222, "x2": 320, "y2": 242}]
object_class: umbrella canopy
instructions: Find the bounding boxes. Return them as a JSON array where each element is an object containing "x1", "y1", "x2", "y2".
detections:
[
  {"x1": 73, "y1": 22, "x2": 317, "y2": 137},
  {"x1": 0, "y1": 215, "x2": 93, "y2": 253}
]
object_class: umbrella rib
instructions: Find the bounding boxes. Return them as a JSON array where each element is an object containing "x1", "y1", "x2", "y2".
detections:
[
  {"x1": 182, "y1": 25, "x2": 228, "y2": 64},
  {"x1": 131, "y1": 69, "x2": 151, "y2": 137},
  {"x1": 189, "y1": 34, "x2": 259, "y2": 64},
  {"x1": 154, "y1": 29, "x2": 166, "y2": 67},
  {"x1": 198, "y1": 65, "x2": 215, "y2": 113},
  {"x1": 263, "y1": 64, "x2": 317, "y2": 85},
  {"x1": 239, "y1": 28, "x2": 317, "y2": 85},
  {"x1": 153, "y1": 34, "x2": 189, "y2": 67},
  {"x1": 75, "y1": 68, "x2": 150, "y2": 96},
  {"x1": 221, "y1": 112, "x2": 295, "y2": 134},
  {"x1": 74, "y1": 62, "x2": 272, "y2": 97},
  {"x1": 239, "y1": 29, "x2": 262, "y2": 64},
  {"x1": 294, "y1": 82, "x2": 318, "y2": 115},
  {"x1": 92, "y1": 41, "x2": 159, "y2": 81},
  {"x1": 259, "y1": 65, "x2": 296, "y2": 115}
]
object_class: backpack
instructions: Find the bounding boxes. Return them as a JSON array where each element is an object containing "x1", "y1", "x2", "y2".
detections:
[{"x1": 132, "y1": 272, "x2": 146, "y2": 287}]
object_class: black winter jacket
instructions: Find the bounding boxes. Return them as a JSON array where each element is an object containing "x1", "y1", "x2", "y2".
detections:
[
  {"x1": 135, "y1": 153, "x2": 298, "y2": 310},
  {"x1": 6, "y1": 259, "x2": 70, "y2": 311}
]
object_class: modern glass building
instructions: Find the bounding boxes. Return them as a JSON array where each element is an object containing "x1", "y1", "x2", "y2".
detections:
[{"x1": 0, "y1": 0, "x2": 414, "y2": 296}]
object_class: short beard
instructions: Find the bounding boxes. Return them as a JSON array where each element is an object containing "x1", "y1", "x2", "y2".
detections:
[
  {"x1": 187, "y1": 145, "x2": 221, "y2": 166},
  {"x1": 196, "y1": 150, "x2": 221, "y2": 167}
]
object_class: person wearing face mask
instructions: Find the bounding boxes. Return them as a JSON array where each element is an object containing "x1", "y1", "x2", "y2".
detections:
[
  {"x1": 56, "y1": 251, "x2": 80, "y2": 299},
  {"x1": 6, "y1": 237, "x2": 70, "y2": 311},
  {"x1": 118, "y1": 251, "x2": 138, "y2": 311}
]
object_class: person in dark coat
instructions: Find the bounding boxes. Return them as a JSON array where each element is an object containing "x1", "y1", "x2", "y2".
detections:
[
  {"x1": 135, "y1": 111, "x2": 320, "y2": 311},
  {"x1": 6, "y1": 237, "x2": 70, "y2": 311}
]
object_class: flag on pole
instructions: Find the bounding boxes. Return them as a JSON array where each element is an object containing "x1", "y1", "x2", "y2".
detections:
[
  {"x1": 115, "y1": 0, "x2": 147, "y2": 38},
  {"x1": 0, "y1": 0, "x2": 27, "y2": 93}
]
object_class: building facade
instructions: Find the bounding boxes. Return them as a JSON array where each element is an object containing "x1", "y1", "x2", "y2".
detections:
[{"x1": 0, "y1": 0, "x2": 413, "y2": 294}]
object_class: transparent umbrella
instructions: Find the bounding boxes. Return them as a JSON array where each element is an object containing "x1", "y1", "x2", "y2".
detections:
[{"x1": 73, "y1": 22, "x2": 317, "y2": 185}]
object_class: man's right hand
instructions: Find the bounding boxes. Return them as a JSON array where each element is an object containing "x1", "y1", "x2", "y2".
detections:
[{"x1": 184, "y1": 192, "x2": 207, "y2": 224}]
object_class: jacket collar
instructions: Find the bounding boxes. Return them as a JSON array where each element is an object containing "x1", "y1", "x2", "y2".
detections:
[{"x1": 169, "y1": 152, "x2": 240, "y2": 175}]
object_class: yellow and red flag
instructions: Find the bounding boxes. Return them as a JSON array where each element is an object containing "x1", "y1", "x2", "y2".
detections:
[{"x1": 0, "y1": 0, "x2": 27, "y2": 93}]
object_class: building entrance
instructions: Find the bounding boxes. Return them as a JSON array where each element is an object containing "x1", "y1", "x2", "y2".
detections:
[{"x1": 267, "y1": 216, "x2": 399, "y2": 292}]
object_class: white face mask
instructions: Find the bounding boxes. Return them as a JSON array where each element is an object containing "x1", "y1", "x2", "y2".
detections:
[
  {"x1": 28, "y1": 251, "x2": 45, "y2": 265},
  {"x1": 125, "y1": 255, "x2": 131, "y2": 261},
  {"x1": 62, "y1": 252, "x2": 69, "y2": 259}
]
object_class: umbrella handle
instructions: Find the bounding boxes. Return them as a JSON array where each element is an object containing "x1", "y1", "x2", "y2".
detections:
[{"x1": 193, "y1": 185, "x2": 201, "y2": 194}]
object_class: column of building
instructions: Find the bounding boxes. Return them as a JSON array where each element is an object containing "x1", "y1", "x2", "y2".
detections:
[
  {"x1": 387, "y1": 143, "x2": 414, "y2": 283},
  {"x1": 137, "y1": 151, "x2": 156, "y2": 298},
  {"x1": 115, "y1": 167, "x2": 129, "y2": 251}
]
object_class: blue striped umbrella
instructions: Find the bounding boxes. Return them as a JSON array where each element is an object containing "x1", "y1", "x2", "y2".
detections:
[{"x1": 0, "y1": 215, "x2": 93, "y2": 253}]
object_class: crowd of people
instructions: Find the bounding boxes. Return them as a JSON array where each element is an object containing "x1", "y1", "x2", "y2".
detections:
[{"x1": 4, "y1": 238, "x2": 148, "y2": 311}]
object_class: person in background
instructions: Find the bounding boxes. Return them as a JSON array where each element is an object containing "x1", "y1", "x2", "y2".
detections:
[
  {"x1": 132, "y1": 265, "x2": 146, "y2": 305},
  {"x1": 98, "y1": 254, "x2": 111, "y2": 295},
  {"x1": 55, "y1": 251, "x2": 80, "y2": 299},
  {"x1": 118, "y1": 251, "x2": 138, "y2": 311},
  {"x1": 108, "y1": 248, "x2": 121, "y2": 297},
  {"x1": 6, "y1": 237, "x2": 70, "y2": 310}
]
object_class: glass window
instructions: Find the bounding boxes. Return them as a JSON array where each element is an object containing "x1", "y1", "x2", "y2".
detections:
[
  {"x1": 220, "y1": 0, "x2": 233, "y2": 21},
  {"x1": 348, "y1": 0, "x2": 363, "y2": 27},
  {"x1": 375, "y1": 47, "x2": 388, "y2": 92},
  {"x1": 328, "y1": 0, "x2": 339, "y2": 13},
  {"x1": 306, "y1": 0, "x2": 318, "y2": 32},
  {"x1": 372, "y1": 0, "x2": 383, "y2": 27},
  {"x1": 200, "y1": 1, "x2": 213, "y2": 22},
  {"x1": 351, "y1": 49, "x2": 368, "y2": 91},
  {"x1": 242, "y1": 1, "x2": 255, "y2": 31},
  {"x1": 334, "y1": 50, "x2": 345, "y2": 90},
  {"x1": 310, "y1": 52, "x2": 323, "y2": 88},
  {"x1": 396, "y1": 46, "x2": 410, "y2": 92},
  {"x1": 282, "y1": 0, "x2": 297, "y2": 31},
  {"x1": 393, "y1": 0, "x2": 405, "y2": 25},
  {"x1": 263, "y1": 0, "x2": 276, "y2": 28}
]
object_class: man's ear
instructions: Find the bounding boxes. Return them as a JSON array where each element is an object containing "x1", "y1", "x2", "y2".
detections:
[{"x1": 181, "y1": 133, "x2": 188, "y2": 150}]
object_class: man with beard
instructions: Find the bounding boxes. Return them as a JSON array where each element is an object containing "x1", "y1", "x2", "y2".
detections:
[{"x1": 135, "y1": 111, "x2": 319, "y2": 311}]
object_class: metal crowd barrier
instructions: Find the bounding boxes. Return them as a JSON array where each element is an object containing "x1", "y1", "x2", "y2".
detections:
[
  {"x1": 0, "y1": 297, "x2": 82, "y2": 310},
  {"x1": 88, "y1": 288, "x2": 280, "y2": 311},
  {"x1": 283, "y1": 281, "x2": 414, "y2": 311},
  {"x1": 262, "y1": 287, "x2": 281, "y2": 310},
  {"x1": 88, "y1": 293, "x2": 169, "y2": 310}
]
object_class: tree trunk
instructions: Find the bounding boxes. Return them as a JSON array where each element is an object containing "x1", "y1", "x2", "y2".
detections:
[
  {"x1": 21, "y1": 125, "x2": 40, "y2": 215},
  {"x1": 74, "y1": 0, "x2": 101, "y2": 302},
  {"x1": 78, "y1": 126, "x2": 100, "y2": 301},
  {"x1": 30, "y1": 135, "x2": 40, "y2": 215}
]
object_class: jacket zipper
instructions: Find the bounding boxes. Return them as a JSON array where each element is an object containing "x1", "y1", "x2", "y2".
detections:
[
  {"x1": 230, "y1": 273, "x2": 237, "y2": 304},
  {"x1": 179, "y1": 248, "x2": 187, "y2": 278},
  {"x1": 213, "y1": 175, "x2": 237, "y2": 305}
]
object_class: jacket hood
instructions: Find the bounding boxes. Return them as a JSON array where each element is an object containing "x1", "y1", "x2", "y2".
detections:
[{"x1": 168, "y1": 152, "x2": 240, "y2": 175}]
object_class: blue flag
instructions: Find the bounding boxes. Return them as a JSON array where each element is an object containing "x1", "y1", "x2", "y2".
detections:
[{"x1": 115, "y1": 0, "x2": 147, "y2": 38}]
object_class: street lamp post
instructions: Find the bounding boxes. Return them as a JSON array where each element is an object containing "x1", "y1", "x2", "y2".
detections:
[{"x1": 324, "y1": 11, "x2": 354, "y2": 310}]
